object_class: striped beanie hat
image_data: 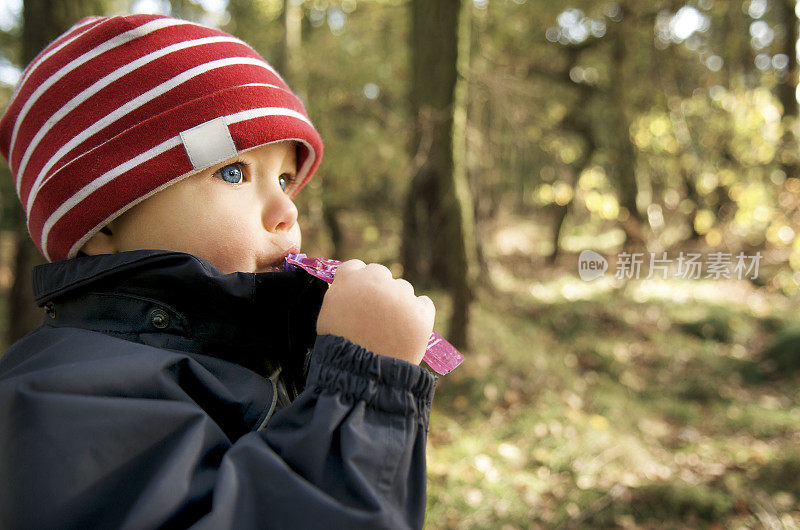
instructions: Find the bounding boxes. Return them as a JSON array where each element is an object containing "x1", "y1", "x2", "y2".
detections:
[{"x1": 0, "y1": 14, "x2": 323, "y2": 262}]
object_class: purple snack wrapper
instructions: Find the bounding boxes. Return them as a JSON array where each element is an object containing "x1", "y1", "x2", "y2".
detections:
[{"x1": 284, "y1": 253, "x2": 464, "y2": 375}]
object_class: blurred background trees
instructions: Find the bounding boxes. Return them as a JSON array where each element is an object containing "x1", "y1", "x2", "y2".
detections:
[
  {"x1": 4, "y1": 0, "x2": 110, "y2": 344},
  {"x1": 403, "y1": 0, "x2": 476, "y2": 347}
]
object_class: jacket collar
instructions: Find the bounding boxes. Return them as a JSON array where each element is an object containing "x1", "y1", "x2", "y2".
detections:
[{"x1": 32, "y1": 250, "x2": 328, "y2": 384}]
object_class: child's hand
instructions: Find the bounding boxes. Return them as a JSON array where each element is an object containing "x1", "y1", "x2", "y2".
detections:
[{"x1": 316, "y1": 260, "x2": 435, "y2": 365}]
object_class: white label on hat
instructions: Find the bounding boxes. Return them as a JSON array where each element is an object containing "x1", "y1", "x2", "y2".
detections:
[{"x1": 180, "y1": 117, "x2": 238, "y2": 170}]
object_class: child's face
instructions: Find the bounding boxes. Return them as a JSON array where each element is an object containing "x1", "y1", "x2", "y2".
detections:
[{"x1": 86, "y1": 141, "x2": 302, "y2": 274}]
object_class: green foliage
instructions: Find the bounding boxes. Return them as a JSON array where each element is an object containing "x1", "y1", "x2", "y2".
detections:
[
  {"x1": 678, "y1": 314, "x2": 734, "y2": 343},
  {"x1": 761, "y1": 324, "x2": 800, "y2": 375},
  {"x1": 630, "y1": 480, "x2": 735, "y2": 523},
  {"x1": 757, "y1": 449, "x2": 800, "y2": 497},
  {"x1": 301, "y1": 2, "x2": 412, "y2": 209},
  {"x1": 224, "y1": 0, "x2": 283, "y2": 62}
]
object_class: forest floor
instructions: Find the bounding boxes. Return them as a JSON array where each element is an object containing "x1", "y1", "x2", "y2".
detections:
[{"x1": 421, "y1": 214, "x2": 800, "y2": 529}]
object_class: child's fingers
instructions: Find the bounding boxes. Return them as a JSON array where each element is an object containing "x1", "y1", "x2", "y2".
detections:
[
  {"x1": 395, "y1": 278, "x2": 415, "y2": 296},
  {"x1": 336, "y1": 259, "x2": 367, "y2": 277},
  {"x1": 364, "y1": 262, "x2": 393, "y2": 281},
  {"x1": 417, "y1": 295, "x2": 436, "y2": 323},
  {"x1": 317, "y1": 259, "x2": 436, "y2": 364}
]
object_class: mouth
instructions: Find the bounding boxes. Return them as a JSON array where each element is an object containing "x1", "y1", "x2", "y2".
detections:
[{"x1": 257, "y1": 243, "x2": 300, "y2": 273}]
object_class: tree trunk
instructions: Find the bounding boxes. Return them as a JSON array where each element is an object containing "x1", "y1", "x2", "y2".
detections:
[
  {"x1": 8, "y1": 212, "x2": 41, "y2": 344},
  {"x1": 776, "y1": 0, "x2": 798, "y2": 117},
  {"x1": 22, "y1": 0, "x2": 105, "y2": 54},
  {"x1": 6, "y1": 0, "x2": 106, "y2": 346},
  {"x1": 548, "y1": 44, "x2": 598, "y2": 265},
  {"x1": 777, "y1": 0, "x2": 799, "y2": 180},
  {"x1": 547, "y1": 202, "x2": 570, "y2": 265},
  {"x1": 607, "y1": 2, "x2": 644, "y2": 247},
  {"x1": 724, "y1": 0, "x2": 754, "y2": 86},
  {"x1": 681, "y1": 168, "x2": 703, "y2": 241},
  {"x1": 278, "y1": 0, "x2": 303, "y2": 92},
  {"x1": 322, "y1": 203, "x2": 344, "y2": 261},
  {"x1": 547, "y1": 140, "x2": 596, "y2": 264},
  {"x1": 403, "y1": 0, "x2": 475, "y2": 348}
]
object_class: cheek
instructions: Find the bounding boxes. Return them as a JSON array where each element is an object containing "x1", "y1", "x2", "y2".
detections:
[{"x1": 190, "y1": 216, "x2": 257, "y2": 270}]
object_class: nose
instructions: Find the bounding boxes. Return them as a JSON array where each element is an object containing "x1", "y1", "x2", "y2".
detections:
[{"x1": 262, "y1": 188, "x2": 298, "y2": 232}]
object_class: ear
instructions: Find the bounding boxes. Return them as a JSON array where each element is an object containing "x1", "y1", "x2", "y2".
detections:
[{"x1": 80, "y1": 225, "x2": 117, "y2": 256}]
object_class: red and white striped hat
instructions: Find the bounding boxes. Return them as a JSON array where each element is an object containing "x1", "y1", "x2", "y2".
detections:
[{"x1": 0, "y1": 14, "x2": 323, "y2": 262}]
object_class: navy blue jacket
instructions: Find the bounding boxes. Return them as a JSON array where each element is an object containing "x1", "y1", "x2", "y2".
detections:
[{"x1": 0, "y1": 250, "x2": 436, "y2": 529}]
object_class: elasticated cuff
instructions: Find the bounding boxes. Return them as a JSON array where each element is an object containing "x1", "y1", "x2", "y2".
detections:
[{"x1": 306, "y1": 335, "x2": 437, "y2": 424}]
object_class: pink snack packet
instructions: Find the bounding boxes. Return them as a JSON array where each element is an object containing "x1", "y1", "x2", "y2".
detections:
[{"x1": 283, "y1": 253, "x2": 464, "y2": 375}]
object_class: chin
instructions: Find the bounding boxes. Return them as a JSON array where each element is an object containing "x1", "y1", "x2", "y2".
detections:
[{"x1": 255, "y1": 264, "x2": 284, "y2": 273}]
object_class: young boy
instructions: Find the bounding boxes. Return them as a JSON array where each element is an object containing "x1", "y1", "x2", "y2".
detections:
[{"x1": 0, "y1": 14, "x2": 436, "y2": 529}]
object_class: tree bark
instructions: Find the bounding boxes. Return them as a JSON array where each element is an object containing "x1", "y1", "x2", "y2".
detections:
[
  {"x1": 278, "y1": 0, "x2": 303, "y2": 91},
  {"x1": 547, "y1": 202, "x2": 570, "y2": 266},
  {"x1": 403, "y1": 0, "x2": 475, "y2": 348},
  {"x1": 548, "y1": 45, "x2": 598, "y2": 265},
  {"x1": 777, "y1": 0, "x2": 799, "y2": 180},
  {"x1": 7, "y1": 213, "x2": 41, "y2": 344},
  {"x1": 607, "y1": 2, "x2": 644, "y2": 247},
  {"x1": 777, "y1": 0, "x2": 798, "y2": 117},
  {"x1": 724, "y1": 0, "x2": 754, "y2": 86},
  {"x1": 6, "y1": 0, "x2": 106, "y2": 345},
  {"x1": 322, "y1": 202, "x2": 344, "y2": 261},
  {"x1": 22, "y1": 0, "x2": 105, "y2": 56},
  {"x1": 681, "y1": 168, "x2": 703, "y2": 241}
]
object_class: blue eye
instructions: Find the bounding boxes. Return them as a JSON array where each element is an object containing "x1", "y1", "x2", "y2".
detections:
[
  {"x1": 217, "y1": 163, "x2": 243, "y2": 184},
  {"x1": 279, "y1": 173, "x2": 296, "y2": 192}
]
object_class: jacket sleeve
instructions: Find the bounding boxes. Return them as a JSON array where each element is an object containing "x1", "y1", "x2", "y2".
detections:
[
  {"x1": 195, "y1": 334, "x2": 436, "y2": 530},
  {"x1": 0, "y1": 330, "x2": 436, "y2": 530}
]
